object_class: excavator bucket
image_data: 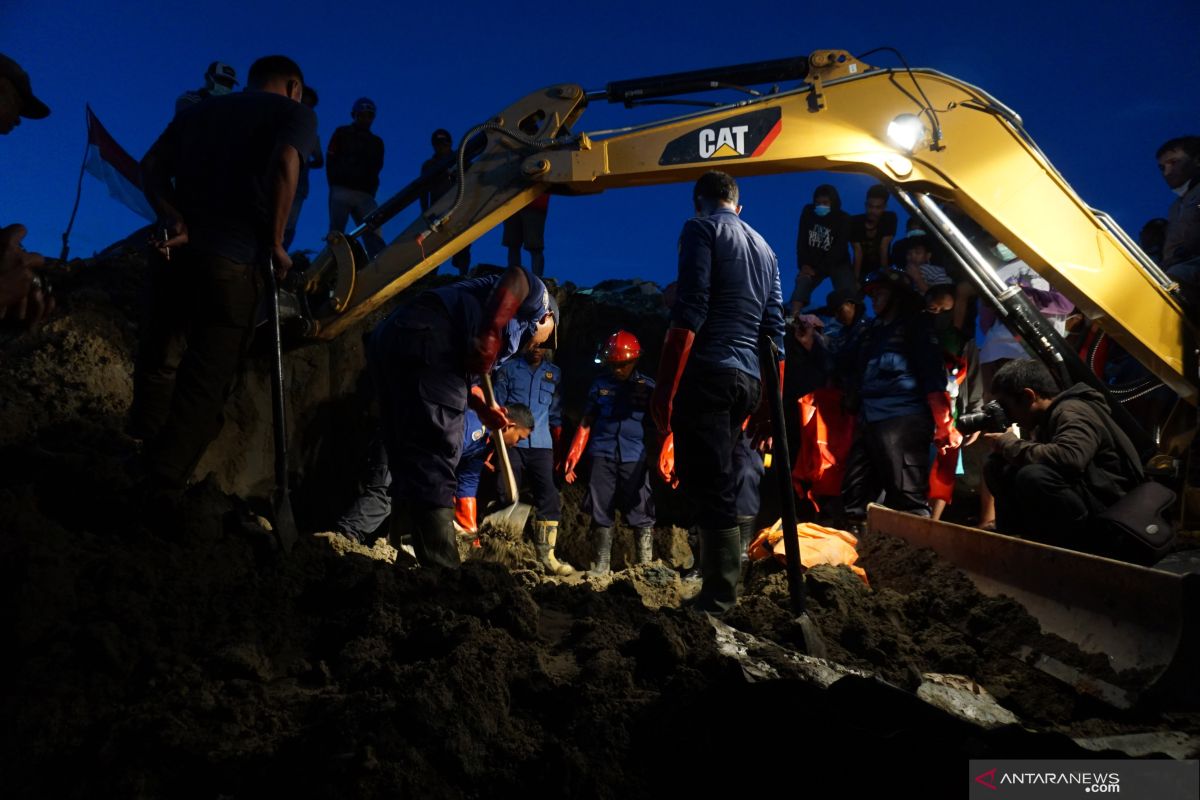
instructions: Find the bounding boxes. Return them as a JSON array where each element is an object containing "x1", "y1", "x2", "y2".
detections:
[{"x1": 866, "y1": 504, "x2": 1199, "y2": 709}]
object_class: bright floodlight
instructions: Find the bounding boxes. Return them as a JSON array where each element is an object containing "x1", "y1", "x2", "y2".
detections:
[{"x1": 887, "y1": 114, "x2": 924, "y2": 152}]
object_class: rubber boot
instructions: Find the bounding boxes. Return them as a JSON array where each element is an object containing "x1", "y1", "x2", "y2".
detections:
[
  {"x1": 413, "y1": 506, "x2": 461, "y2": 569},
  {"x1": 588, "y1": 526, "x2": 613, "y2": 577},
  {"x1": 634, "y1": 527, "x2": 654, "y2": 565},
  {"x1": 736, "y1": 516, "x2": 756, "y2": 567},
  {"x1": 693, "y1": 527, "x2": 741, "y2": 615},
  {"x1": 535, "y1": 520, "x2": 574, "y2": 576}
]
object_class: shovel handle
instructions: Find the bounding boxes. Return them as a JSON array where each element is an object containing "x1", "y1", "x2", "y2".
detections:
[{"x1": 480, "y1": 374, "x2": 519, "y2": 505}]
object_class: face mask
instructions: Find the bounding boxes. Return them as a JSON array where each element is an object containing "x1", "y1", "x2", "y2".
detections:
[
  {"x1": 814, "y1": 204, "x2": 831, "y2": 217},
  {"x1": 908, "y1": 228, "x2": 926, "y2": 237},
  {"x1": 933, "y1": 311, "x2": 954, "y2": 332},
  {"x1": 208, "y1": 82, "x2": 233, "y2": 97}
]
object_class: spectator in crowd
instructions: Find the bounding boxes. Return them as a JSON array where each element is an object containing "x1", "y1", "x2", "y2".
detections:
[
  {"x1": 1156, "y1": 136, "x2": 1200, "y2": 270},
  {"x1": 850, "y1": 184, "x2": 897, "y2": 279},
  {"x1": 839, "y1": 268, "x2": 959, "y2": 525},
  {"x1": 903, "y1": 239, "x2": 953, "y2": 294},
  {"x1": 282, "y1": 85, "x2": 323, "y2": 250},
  {"x1": 975, "y1": 245, "x2": 1073, "y2": 528},
  {"x1": 175, "y1": 61, "x2": 238, "y2": 114},
  {"x1": 791, "y1": 184, "x2": 852, "y2": 316},
  {"x1": 1139, "y1": 218, "x2": 1169, "y2": 266},
  {"x1": 0, "y1": 53, "x2": 53, "y2": 325},
  {"x1": 503, "y1": 194, "x2": 550, "y2": 277},
  {"x1": 135, "y1": 55, "x2": 317, "y2": 504},
  {"x1": 421, "y1": 128, "x2": 472, "y2": 275},
  {"x1": 327, "y1": 97, "x2": 386, "y2": 257}
]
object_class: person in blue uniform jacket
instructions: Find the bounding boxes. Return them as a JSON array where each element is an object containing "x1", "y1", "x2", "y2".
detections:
[
  {"x1": 651, "y1": 170, "x2": 785, "y2": 616},
  {"x1": 837, "y1": 267, "x2": 961, "y2": 523},
  {"x1": 494, "y1": 346, "x2": 573, "y2": 575},
  {"x1": 563, "y1": 330, "x2": 666, "y2": 576},
  {"x1": 366, "y1": 263, "x2": 558, "y2": 568}
]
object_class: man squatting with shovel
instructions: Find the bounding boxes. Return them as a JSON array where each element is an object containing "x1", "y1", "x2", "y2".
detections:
[{"x1": 366, "y1": 263, "x2": 558, "y2": 568}]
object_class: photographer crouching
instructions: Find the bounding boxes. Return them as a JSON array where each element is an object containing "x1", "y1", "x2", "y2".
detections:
[{"x1": 979, "y1": 358, "x2": 1152, "y2": 553}]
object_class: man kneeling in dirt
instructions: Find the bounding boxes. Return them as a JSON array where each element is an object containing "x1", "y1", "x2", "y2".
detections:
[{"x1": 983, "y1": 359, "x2": 1143, "y2": 549}]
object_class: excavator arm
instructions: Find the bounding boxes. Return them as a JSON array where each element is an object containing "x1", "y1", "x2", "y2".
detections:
[{"x1": 295, "y1": 50, "x2": 1195, "y2": 409}]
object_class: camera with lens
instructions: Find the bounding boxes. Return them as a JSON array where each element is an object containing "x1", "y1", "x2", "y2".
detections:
[{"x1": 956, "y1": 400, "x2": 1009, "y2": 435}]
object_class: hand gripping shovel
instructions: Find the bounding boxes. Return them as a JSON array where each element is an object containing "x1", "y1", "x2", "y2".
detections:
[
  {"x1": 758, "y1": 333, "x2": 827, "y2": 657},
  {"x1": 479, "y1": 373, "x2": 533, "y2": 537},
  {"x1": 263, "y1": 258, "x2": 300, "y2": 553}
]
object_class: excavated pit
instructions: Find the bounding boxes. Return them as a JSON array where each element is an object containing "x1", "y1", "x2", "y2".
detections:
[{"x1": 1, "y1": 246, "x2": 1196, "y2": 796}]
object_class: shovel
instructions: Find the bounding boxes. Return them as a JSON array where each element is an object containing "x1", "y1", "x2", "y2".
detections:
[
  {"x1": 478, "y1": 373, "x2": 533, "y2": 537},
  {"x1": 758, "y1": 333, "x2": 827, "y2": 657},
  {"x1": 263, "y1": 257, "x2": 300, "y2": 553}
]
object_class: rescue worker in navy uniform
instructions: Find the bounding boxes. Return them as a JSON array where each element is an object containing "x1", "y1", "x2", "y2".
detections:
[
  {"x1": 838, "y1": 268, "x2": 961, "y2": 522},
  {"x1": 563, "y1": 331, "x2": 662, "y2": 575},
  {"x1": 366, "y1": 262, "x2": 557, "y2": 568},
  {"x1": 495, "y1": 346, "x2": 573, "y2": 574},
  {"x1": 652, "y1": 171, "x2": 786, "y2": 615},
  {"x1": 454, "y1": 405, "x2": 535, "y2": 533}
]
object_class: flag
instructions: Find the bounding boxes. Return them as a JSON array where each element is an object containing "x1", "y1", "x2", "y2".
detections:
[{"x1": 84, "y1": 105, "x2": 154, "y2": 222}]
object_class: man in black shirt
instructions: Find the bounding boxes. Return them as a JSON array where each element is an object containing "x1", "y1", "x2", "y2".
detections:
[
  {"x1": 791, "y1": 183, "x2": 852, "y2": 316},
  {"x1": 326, "y1": 97, "x2": 387, "y2": 257},
  {"x1": 135, "y1": 54, "x2": 318, "y2": 499},
  {"x1": 420, "y1": 128, "x2": 470, "y2": 275},
  {"x1": 850, "y1": 183, "x2": 897, "y2": 280}
]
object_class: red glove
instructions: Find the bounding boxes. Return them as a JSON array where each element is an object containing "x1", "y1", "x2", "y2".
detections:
[
  {"x1": 562, "y1": 425, "x2": 590, "y2": 484},
  {"x1": 651, "y1": 328, "x2": 695, "y2": 434},
  {"x1": 658, "y1": 432, "x2": 679, "y2": 489},
  {"x1": 749, "y1": 359, "x2": 785, "y2": 452},
  {"x1": 466, "y1": 269, "x2": 528, "y2": 375},
  {"x1": 928, "y1": 391, "x2": 963, "y2": 453},
  {"x1": 469, "y1": 384, "x2": 510, "y2": 430}
]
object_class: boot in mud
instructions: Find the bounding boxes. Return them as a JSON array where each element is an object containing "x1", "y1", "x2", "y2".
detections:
[
  {"x1": 535, "y1": 519, "x2": 574, "y2": 576},
  {"x1": 633, "y1": 527, "x2": 654, "y2": 565},
  {"x1": 692, "y1": 527, "x2": 741, "y2": 615},
  {"x1": 588, "y1": 525, "x2": 613, "y2": 577}
]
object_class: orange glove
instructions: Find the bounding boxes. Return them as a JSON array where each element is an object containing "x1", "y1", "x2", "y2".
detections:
[
  {"x1": 466, "y1": 268, "x2": 528, "y2": 375},
  {"x1": 928, "y1": 391, "x2": 963, "y2": 453},
  {"x1": 658, "y1": 432, "x2": 679, "y2": 488},
  {"x1": 562, "y1": 425, "x2": 590, "y2": 484},
  {"x1": 651, "y1": 328, "x2": 695, "y2": 434},
  {"x1": 468, "y1": 384, "x2": 510, "y2": 430}
]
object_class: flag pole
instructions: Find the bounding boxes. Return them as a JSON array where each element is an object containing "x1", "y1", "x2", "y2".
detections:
[{"x1": 60, "y1": 105, "x2": 92, "y2": 261}]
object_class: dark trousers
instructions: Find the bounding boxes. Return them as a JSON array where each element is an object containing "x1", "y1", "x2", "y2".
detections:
[
  {"x1": 842, "y1": 412, "x2": 933, "y2": 517},
  {"x1": 131, "y1": 249, "x2": 262, "y2": 489},
  {"x1": 984, "y1": 459, "x2": 1101, "y2": 546},
  {"x1": 510, "y1": 447, "x2": 561, "y2": 521},
  {"x1": 790, "y1": 262, "x2": 856, "y2": 309},
  {"x1": 585, "y1": 454, "x2": 654, "y2": 528},
  {"x1": 672, "y1": 367, "x2": 760, "y2": 530},
  {"x1": 336, "y1": 434, "x2": 392, "y2": 542},
  {"x1": 368, "y1": 300, "x2": 468, "y2": 511}
]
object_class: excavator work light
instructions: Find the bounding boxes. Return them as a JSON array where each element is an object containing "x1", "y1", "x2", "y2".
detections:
[{"x1": 887, "y1": 113, "x2": 924, "y2": 152}]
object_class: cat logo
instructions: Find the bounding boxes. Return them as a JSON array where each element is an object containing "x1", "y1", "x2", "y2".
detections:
[
  {"x1": 699, "y1": 125, "x2": 749, "y2": 159},
  {"x1": 659, "y1": 107, "x2": 782, "y2": 166}
]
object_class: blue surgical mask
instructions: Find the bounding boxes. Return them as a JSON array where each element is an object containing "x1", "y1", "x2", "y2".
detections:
[{"x1": 814, "y1": 204, "x2": 831, "y2": 217}]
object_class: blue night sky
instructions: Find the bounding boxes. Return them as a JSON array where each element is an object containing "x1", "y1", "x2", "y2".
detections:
[{"x1": 2, "y1": 0, "x2": 1196, "y2": 292}]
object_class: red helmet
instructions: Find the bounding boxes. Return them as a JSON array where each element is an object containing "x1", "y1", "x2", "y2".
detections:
[{"x1": 602, "y1": 330, "x2": 641, "y2": 364}]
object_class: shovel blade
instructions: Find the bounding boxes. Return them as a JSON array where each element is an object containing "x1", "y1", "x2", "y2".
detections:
[
  {"x1": 482, "y1": 501, "x2": 533, "y2": 537},
  {"x1": 272, "y1": 490, "x2": 300, "y2": 553}
]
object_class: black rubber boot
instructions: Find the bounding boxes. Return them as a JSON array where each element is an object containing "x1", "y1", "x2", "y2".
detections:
[
  {"x1": 680, "y1": 527, "x2": 702, "y2": 583},
  {"x1": 736, "y1": 516, "x2": 756, "y2": 566},
  {"x1": 588, "y1": 526, "x2": 613, "y2": 576},
  {"x1": 413, "y1": 506, "x2": 461, "y2": 569},
  {"x1": 634, "y1": 527, "x2": 654, "y2": 565},
  {"x1": 694, "y1": 527, "x2": 741, "y2": 615}
]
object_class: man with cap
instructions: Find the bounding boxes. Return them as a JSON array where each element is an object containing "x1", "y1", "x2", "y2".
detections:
[
  {"x1": 837, "y1": 268, "x2": 960, "y2": 525},
  {"x1": 420, "y1": 128, "x2": 471, "y2": 275},
  {"x1": 326, "y1": 97, "x2": 386, "y2": 258},
  {"x1": 175, "y1": 61, "x2": 239, "y2": 114},
  {"x1": 366, "y1": 262, "x2": 557, "y2": 569},
  {"x1": 0, "y1": 53, "x2": 54, "y2": 325}
]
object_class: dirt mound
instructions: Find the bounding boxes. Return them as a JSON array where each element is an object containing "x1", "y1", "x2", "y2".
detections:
[{"x1": 3, "y1": 246, "x2": 1197, "y2": 796}]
